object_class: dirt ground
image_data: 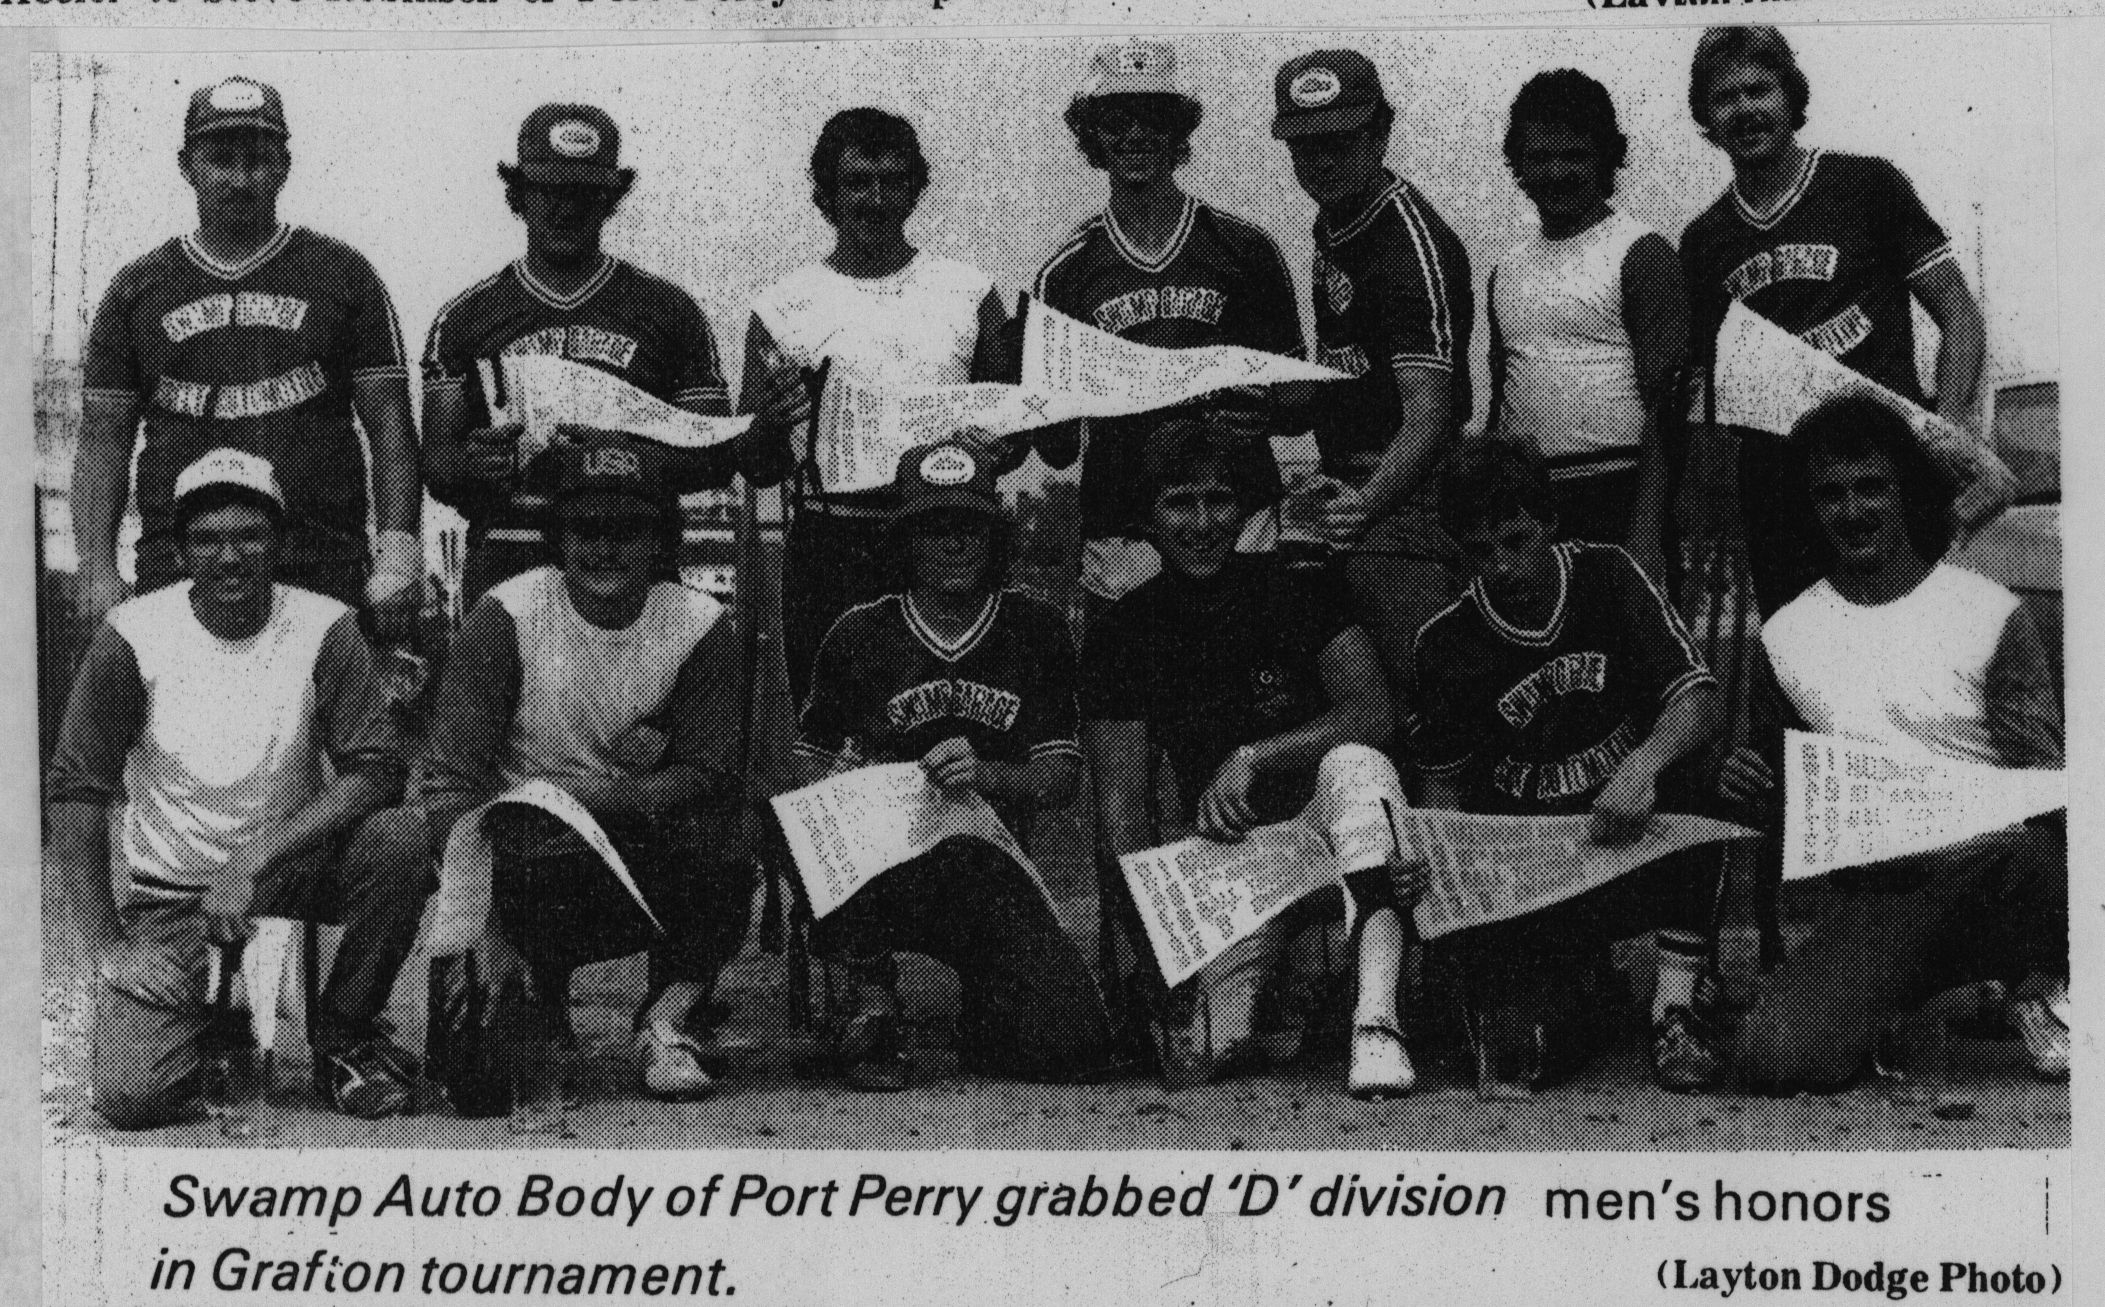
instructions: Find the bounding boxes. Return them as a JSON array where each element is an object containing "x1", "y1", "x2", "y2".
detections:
[{"x1": 42, "y1": 870, "x2": 2069, "y2": 1154}]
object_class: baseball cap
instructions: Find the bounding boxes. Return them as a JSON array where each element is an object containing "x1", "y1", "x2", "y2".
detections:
[
  {"x1": 887, "y1": 441, "x2": 1003, "y2": 533},
  {"x1": 549, "y1": 437, "x2": 677, "y2": 517},
  {"x1": 1271, "y1": 50, "x2": 1388, "y2": 140},
  {"x1": 504, "y1": 104, "x2": 634, "y2": 188},
  {"x1": 173, "y1": 448, "x2": 286, "y2": 521},
  {"x1": 1077, "y1": 41, "x2": 1190, "y2": 102},
  {"x1": 185, "y1": 78, "x2": 289, "y2": 143}
]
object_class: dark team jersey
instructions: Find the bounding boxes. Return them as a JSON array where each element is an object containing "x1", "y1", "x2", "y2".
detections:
[
  {"x1": 1410, "y1": 542, "x2": 1715, "y2": 816},
  {"x1": 1681, "y1": 151, "x2": 1952, "y2": 403},
  {"x1": 1034, "y1": 197, "x2": 1301, "y2": 539},
  {"x1": 796, "y1": 589, "x2": 1081, "y2": 831},
  {"x1": 1080, "y1": 553, "x2": 1356, "y2": 814},
  {"x1": 1309, "y1": 171, "x2": 1475, "y2": 478},
  {"x1": 82, "y1": 224, "x2": 406, "y2": 561},
  {"x1": 421, "y1": 256, "x2": 731, "y2": 539}
]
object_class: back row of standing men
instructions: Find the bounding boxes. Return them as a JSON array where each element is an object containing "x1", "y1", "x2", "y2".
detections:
[{"x1": 56, "y1": 28, "x2": 2057, "y2": 1126}]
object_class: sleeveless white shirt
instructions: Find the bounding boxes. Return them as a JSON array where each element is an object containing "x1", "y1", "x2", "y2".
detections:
[
  {"x1": 1494, "y1": 208, "x2": 1653, "y2": 470},
  {"x1": 108, "y1": 584, "x2": 346, "y2": 889},
  {"x1": 491, "y1": 568, "x2": 724, "y2": 790}
]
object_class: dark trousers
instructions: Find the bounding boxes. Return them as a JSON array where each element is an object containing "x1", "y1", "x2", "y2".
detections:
[
  {"x1": 814, "y1": 836, "x2": 1115, "y2": 1082},
  {"x1": 1435, "y1": 843, "x2": 1720, "y2": 1032},
  {"x1": 1734, "y1": 823, "x2": 2067, "y2": 1094},
  {"x1": 783, "y1": 510, "x2": 893, "y2": 711},
  {"x1": 488, "y1": 807, "x2": 754, "y2": 1028},
  {"x1": 1343, "y1": 508, "x2": 1459, "y2": 742},
  {"x1": 1736, "y1": 435, "x2": 1826, "y2": 618},
  {"x1": 90, "y1": 807, "x2": 432, "y2": 1130}
]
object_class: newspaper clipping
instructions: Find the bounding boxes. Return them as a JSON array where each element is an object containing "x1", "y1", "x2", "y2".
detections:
[{"x1": 21, "y1": 9, "x2": 2092, "y2": 1306}]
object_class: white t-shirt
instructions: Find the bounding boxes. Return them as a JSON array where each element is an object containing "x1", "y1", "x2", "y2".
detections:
[
  {"x1": 490, "y1": 568, "x2": 725, "y2": 791},
  {"x1": 1762, "y1": 562, "x2": 2020, "y2": 766},
  {"x1": 1493, "y1": 208, "x2": 1653, "y2": 471}
]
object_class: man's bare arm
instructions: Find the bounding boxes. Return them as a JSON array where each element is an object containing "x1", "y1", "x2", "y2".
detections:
[
  {"x1": 1912, "y1": 259, "x2": 1985, "y2": 425},
  {"x1": 72, "y1": 393, "x2": 141, "y2": 622}
]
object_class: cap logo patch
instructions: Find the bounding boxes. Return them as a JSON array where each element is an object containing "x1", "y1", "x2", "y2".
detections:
[
  {"x1": 210, "y1": 81, "x2": 267, "y2": 112},
  {"x1": 1290, "y1": 68, "x2": 1343, "y2": 108},
  {"x1": 1118, "y1": 49, "x2": 1153, "y2": 73},
  {"x1": 920, "y1": 446, "x2": 977, "y2": 486},
  {"x1": 582, "y1": 446, "x2": 642, "y2": 480},
  {"x1": 549, "y1": 120, "x2": 603, "y2": 158}
]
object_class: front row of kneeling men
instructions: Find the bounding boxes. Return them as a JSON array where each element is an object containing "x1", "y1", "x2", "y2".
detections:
[{"x1": 52, "y1": 394, "x2": 2065, "y2": 1126}]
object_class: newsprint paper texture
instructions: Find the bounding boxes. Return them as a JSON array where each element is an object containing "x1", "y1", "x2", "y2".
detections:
[{"x1": 15, "y1": 9, "x2": 2102, "y2": 1307}]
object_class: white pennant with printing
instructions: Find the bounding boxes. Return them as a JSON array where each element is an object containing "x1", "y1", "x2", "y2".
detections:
[
  {"x1": 1782, "y1": 729, "x2": 2065, "y2": 880},
  {"x1": 480, "y1": 355, "x2": 752, "y2": 467}
]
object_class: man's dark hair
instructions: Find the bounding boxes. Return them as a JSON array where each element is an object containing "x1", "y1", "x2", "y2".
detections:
[
  {"x1": 1134, "y1": 411, "x2": 1274, "y2": 535},
  {"x1": 1435, "y1": 439, "x2": 1559, "y2": 540},
  {"x1": 1504, "y1": 69, "x2": 1628, "y2": 194},
  {"x1": 810, "y1": 108, "x2": 930, "y2": 212},
  {"x1": 1063, "y1": 93, "x2": 1204, "y2": 171},
  {"x1": 1689, "y1": 25, "x2": 1810, "y2": 140},
  {"x1": 1791, "y1": 394, "x2": 1954, "y2": 563}
]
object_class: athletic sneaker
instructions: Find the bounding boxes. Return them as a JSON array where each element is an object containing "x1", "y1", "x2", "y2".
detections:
[
  {"x1": 1652, "y1": 1006, "x2": 1727, "y2": 1092},
  {"x1": 638, "y1": 1028, "x2": 722, "y2": 1101},
  {"x1": 315, "y1": 1038, "x2": 418, "y2": 1120},
  {"x1": 2007, "y1": 980, "x2": 2070, "y2": 1081}
]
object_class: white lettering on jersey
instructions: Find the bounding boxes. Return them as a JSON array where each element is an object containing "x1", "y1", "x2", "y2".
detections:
[
  {"x1": 1492, "y1": 717, "x2": 1640, "y2": 803},
  {"x1": 1800, "y1": 304, "x2": 1874, "y2": 357},
  {"x1": 500, "y1": 325, "x2": 641, "y2": 371},
  {"x1": 155, "y1": 362, "x2": 327, "y2": 419},
  {"x1": 1495, "y1": 651, "x2": 1608, "y2": 730},
  {"x1": 1722, "y1": 243, "x2": 1841, "y2": 301},
  {"x1": 161, "y1": 295, "x2": 234, "y2": 344},
  {"x1": 161, "y1": 292, "x2": 313, "y2": 343},
  {"x1": 1092, "y1": 286, "x2": 1227, "y2": 336},
  {"x1": 885, "y1": 678, "x2": 1022, "y2": 735}
]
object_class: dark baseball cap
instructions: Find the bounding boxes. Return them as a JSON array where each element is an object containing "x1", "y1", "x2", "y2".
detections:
[
  {"x1": 185, "y1": 78, "x2": 289, "y2": 142},
  {"x1": 887, "y1": 441, "x2": 1003, "y2": 534},
  {"x1": 504, "y1": 104, "x2": 634, "y2": 188},
  {"x1": 1271, "y1": 50, "x2": 1387, "y2": 140},
  {"x1": 549, "y1": 437, "x2": 677, "y2": 516}
]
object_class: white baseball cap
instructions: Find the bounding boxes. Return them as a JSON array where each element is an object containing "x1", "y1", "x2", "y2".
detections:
[
  {"x1": 174, "y1": 448, "x2": 286, "y2": 515},
  {"x1": 1078, "y1": 41, "x2": 1188, "y2": 100}
]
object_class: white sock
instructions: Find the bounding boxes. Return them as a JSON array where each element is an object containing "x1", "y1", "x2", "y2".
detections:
[{"x1": 1652, "y1": 933, "x2": 1707, "y2": 1023}]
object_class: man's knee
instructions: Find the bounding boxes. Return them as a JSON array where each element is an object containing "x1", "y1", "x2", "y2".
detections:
[
  {"x1": 1733, "y1": 995, "x2": 1871, "y2": 1095},
  {"x1": 90, "y1": 990, "x2": 202, "y2": 1131},
  {"x1": 342, "y1": 806, "x2": 436, "y2": 899}
]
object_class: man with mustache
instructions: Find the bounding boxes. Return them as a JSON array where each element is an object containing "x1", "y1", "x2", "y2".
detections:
[
  {"x1": 1719, "y1": 396, "x2": 2065, "y2": 1092},
  {"x1": 1679, "y1": 26, "x2": 1994, "y2": 616},
  {"x1": 743, "y1": 108, "x2": 1018, "y2": 708},
  {"x1": 1033, "y1": 42, "x2": 1302, "y2": 612},
  {"x1": 47, "y1": 450, "x2": 429, "y2": 1126},
  {"x1": 423, "y1": 104, "x2": 801, "y2": 606},
  {"x1": 1489, "y1": 69, "x2": 1687, "y2": 583},
  {"x1": 76, "y1": 78, "x2": 421, "y2": 640}
]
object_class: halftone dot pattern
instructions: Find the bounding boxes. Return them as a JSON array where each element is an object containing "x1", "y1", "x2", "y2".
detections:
[{"x1": 37, "y1": 30, "x2": 2064, "y2": 1152}]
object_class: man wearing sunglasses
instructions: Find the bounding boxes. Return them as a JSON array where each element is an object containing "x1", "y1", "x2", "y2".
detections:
[
  {"x1": 1269, "y1": 50, "x2": 1475, "y2": 751},
  {"x1": 423, "y1": 104, "x2": 802, "y2": 606},
  {"x1": 1033, "y1": 41, "x2": 1303, "y2": 611},
  {"x1": 416, "y1": 437, "x2": 755, "y2": 1103}
]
